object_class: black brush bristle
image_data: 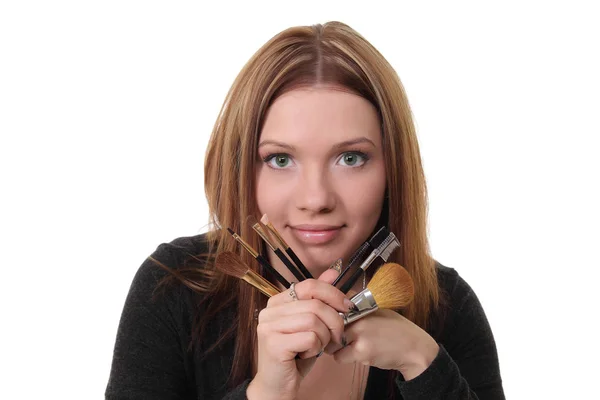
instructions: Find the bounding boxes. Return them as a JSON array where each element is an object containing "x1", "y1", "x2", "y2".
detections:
[{"x1": 369, "y1": 226, "x2": 389, "y2": 248}]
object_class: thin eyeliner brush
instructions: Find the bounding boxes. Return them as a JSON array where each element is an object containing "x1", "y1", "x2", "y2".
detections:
[
  {"x1": 250, "y1": 219, "x2": 305, "y2": 282},
  {"x1": 226, "y1": 227, "x2": 291, "y2": 288},
  {"x1": 261, "y1": 214, "x2": 313, "y2": 280},
  {"x1": 332, "y1": 226, "x2": 389, "y2": 288},
  {"x1": 331, "y1": 242, "x2": 370, "y2": 288}
]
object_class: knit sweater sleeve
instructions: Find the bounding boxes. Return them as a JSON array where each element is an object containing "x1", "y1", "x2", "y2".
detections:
[
  {"x1": 105, "y1": 239, "x2": 249, "y2": 400},
  {"x1": 394, "y1": 267, "x2": 505, "y2": 399}
]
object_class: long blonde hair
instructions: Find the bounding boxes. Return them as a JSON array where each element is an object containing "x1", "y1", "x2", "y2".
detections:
[{"x1": 176, "y1": 21, "x2": 440, "y2": 388}]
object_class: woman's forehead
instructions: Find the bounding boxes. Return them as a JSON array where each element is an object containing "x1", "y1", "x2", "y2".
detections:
[{"x1": 259, "y1": 88, "x2": 381, "y2": 146}]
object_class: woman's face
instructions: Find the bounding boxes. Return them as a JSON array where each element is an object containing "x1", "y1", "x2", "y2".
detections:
[{"x1": 256, "y1": 86, "x2": 387, "y2": 278}]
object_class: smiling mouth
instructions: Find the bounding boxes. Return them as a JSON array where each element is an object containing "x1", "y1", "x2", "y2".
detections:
[{"x1": 289, "y1": 224, "x2": 345, "y2": 245}]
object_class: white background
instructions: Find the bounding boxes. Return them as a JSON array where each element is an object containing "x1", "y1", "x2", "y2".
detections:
[{"x1": 1, "y1": 1, "x2": 598, "y2": 399}]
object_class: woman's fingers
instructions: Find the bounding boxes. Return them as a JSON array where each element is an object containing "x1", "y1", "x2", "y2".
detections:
[
  {"x1": 258, "y1": 313, "x2": 330, "y2": 359},
  {"x1": 267, "y1": 279, "x2": 354, "y2": 313},
  {"x1": 331, "y1": 330, "x2": 372, "y2": 366},
  {"x1": 317, "y1": 268, "x2": 340, "y2": 284},
  {"x1": 260, "y1": 299, "x2": 345, "y2": 345}
]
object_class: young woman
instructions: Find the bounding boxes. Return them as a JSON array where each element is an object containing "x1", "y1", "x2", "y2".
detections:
[{"x1": 106, "y1": 21, "x2": 505, "y2": 399}]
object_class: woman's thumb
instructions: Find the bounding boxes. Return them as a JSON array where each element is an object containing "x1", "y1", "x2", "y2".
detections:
[{"x1": 317, "y1": 259, "x2": 342, "y2": 284}]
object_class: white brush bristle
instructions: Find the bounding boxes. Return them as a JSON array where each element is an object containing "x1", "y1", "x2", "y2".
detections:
[{"x1": 260, "y1": 213, "x2": 270, "y2": 225}]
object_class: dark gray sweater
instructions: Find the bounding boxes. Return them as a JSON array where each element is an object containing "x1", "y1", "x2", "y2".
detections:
[{"x1": 106, "y1": 234, "x2": 505, "y2": 399}]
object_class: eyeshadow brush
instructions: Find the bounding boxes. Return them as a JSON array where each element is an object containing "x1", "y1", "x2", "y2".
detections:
[
  {"x1": 226, "y1": 227, "x2": 291, "y2": 288},
  {"x1": 261, "y1": 214, "x2": 313, "y2": 280},
  {"x1": 249, "y1": 216, "x2": 305, "y2": 282}
]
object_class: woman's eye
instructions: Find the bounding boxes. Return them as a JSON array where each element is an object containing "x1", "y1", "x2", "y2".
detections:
[
  {"x1": 338, "y1": 151, "x2": 368, "y2": 167},
  {"x1": 264, "y1": 154, "x2": 293, "y2": 169}
]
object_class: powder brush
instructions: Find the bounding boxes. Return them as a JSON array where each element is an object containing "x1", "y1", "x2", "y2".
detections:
[
  {"x1": 340, "y1": 262, "x2": 414, "y2": 325},
  {"x1": 215, "y1": 251, "x2": 281, "y2": 298}
]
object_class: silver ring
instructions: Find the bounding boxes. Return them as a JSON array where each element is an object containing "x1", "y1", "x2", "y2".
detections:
[{"x1": 289, "y1": 282, "x2": 298, "y2": 301}]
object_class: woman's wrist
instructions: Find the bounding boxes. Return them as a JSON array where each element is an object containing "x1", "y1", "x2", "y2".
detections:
[
  {"x1": 397, "y1": 339, "x2": 440, "y2": 381},
  {"x1": 246, "y1": 379, "x2": 269, "y2": 400},
  {"x1": 247, "y1": 378, "x2": 293, "y2": 400}
]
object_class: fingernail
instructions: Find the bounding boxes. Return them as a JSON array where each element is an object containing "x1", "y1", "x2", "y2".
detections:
[
  {"x1": 329, "y1": 258, "x2": 342, "y2": 272},
  {"x1": 343, "y1": 298, "x2": 356, "y2": 311}
]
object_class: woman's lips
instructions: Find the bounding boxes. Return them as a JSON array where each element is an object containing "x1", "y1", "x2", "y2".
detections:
[{"x1": 289, "y1": 225, "x2": 343, "y2": 245}]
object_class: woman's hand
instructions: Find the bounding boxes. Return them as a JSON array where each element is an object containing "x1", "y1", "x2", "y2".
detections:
[
  {"x1": 331, "y1": 309, "x2": 440, "y2": 381},
  {"x1": 247, "y1": 269, "x2": 354, "y2": 400}
]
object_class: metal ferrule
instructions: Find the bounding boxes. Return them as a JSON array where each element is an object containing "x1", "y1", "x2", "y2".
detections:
[
  {"x1": 252, "y1": 224, "x2": 276, "y2": 251},
  {"x1": 340, "y1": 305, "x2": 379, "y2": 325},
  {"x1": 351, "y1": 287, "x2": 377, "y2": 311},
  {"x1": 243, "y1": 270, "x2": 281, "y2": 297},
  {"x1": 339, "y1": 287, "x2": 379, "y2": 325}
]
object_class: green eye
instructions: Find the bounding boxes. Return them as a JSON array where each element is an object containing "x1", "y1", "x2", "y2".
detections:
[
  {"x1": 263, "y1": 153, "x2": 293, "y2": 169},
  {"x1": 343, "y1": 153, "x2": 358, "y2": 165},
  {"x1": 274, "y1": 155, "x2": 289, "y2": 168},
  {"x1": 339, "y1": 152, "x2": 368, "y2": 167}
]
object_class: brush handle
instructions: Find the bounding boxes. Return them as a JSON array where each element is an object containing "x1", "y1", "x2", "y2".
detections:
[
  {"x1": 333, "y1": 227, "x2": 387, "y2": 288},
  {"x1": 256, "y1": 254, "x2": 291, "y2": 289},
  {"x1": 332, "y1": 242, "x2": 370, "y2": 287},
  {"x1": 286, "y1": 248, "x2": 313, "y2": 279},
  {"x1": 331, "y1": 266, "x2": 348, "y2": 287},
  {"x1": 332, "y1": 263, "x2": 357, "y2": 288},
  {"x1": 339, "y1": 267, "x2": 365, "y2": 294},
  {"x1": 275, "y1": 249, "x2": 305, "y2": 282}
]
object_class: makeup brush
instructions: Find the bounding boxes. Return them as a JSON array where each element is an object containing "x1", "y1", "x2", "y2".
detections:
[
  {"x1": 249, "y1": 216, "x2": 306, "y2": 282},
  {"x1": 340, "y1": 262, "x2": 414, "y2": 325},
  {"x1": 339, "y1": 232, "x2": 401, "y2": 294},
  {"x1": 261, "y1": 214, "x2": 313, "y2": 279},
  {"x1": 332, "y1": 226, "x2": 389, "y2": 288},
  {"x1": 215, "y1": 251, "x2": 281, "y2": 298},
  {"x1": 226, "y1": 227, "x2": 291, "y2": 288}
]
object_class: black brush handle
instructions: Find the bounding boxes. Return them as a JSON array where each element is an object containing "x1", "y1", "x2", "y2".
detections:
[
  {"x1": 256, "y1": 254, "x2": 290, "y2": 288},
  {"x1": 275, "y1": 249, "x2": 305, "y2": 282},
  {"x1": 331, "y1": 265, "x2": 351, "y2": 287},
  {"x1": 332, "y1": 242, "x2": 370, "y2": 287},
  {"x1": 286, "y1": 248, "x2": 313, "y2": 279},
  {"x1": 339, "y1": 267, "x2": 364, "y2": 294}
]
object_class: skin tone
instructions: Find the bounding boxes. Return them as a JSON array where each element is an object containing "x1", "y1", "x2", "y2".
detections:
[{"x1": 247, "y1": 87, "x2": 439, "y2": 400}]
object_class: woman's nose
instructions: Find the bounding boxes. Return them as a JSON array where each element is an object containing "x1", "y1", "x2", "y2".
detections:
[{"x1": 294, "y1": 166, "x2": 337, "y2": 214}]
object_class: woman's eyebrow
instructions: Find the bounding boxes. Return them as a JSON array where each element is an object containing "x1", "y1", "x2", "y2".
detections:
[
  {"x1": 258, "y1": 137, "x2": 375, "y2": 150},
  {"x1": 258, "y1": 140, "x2": 295, "y2": 150},
  {"x1": 332, "y1": 137, "x2": 376, "y2": 149}
]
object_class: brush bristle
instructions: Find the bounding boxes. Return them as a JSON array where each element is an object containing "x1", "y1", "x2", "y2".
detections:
[
  {"x1": 215, "y1": 251, "x2": 249, "y2": 279},
  {"x1": 252, "y1": 216, "x2": 276, "y2": 244},
  {"x1": 247, "y1": 214, "x2": 259, "y2": 228},
  {"x1": 260, "y1": 213, "x2": 270, "y2": 225},
  {"x1": 368, "y1": 263, "x2": 414, "y2": 310}
]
